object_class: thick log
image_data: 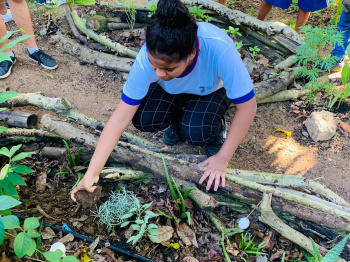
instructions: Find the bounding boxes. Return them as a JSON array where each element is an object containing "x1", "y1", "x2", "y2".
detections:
[
  {"x1": 39, "y1": 114, "x2": 350, "y2": 232},
  {"x1": 254, "y1": 71, "x2": 295, "y2": 101},
  {"x1": 0, "y1": 128, "x2": 60, "y2": 139},
  {"x1": 53, "y1": 35, "x2": 133, "y2": 72},
  {"x1": 0, "y1": 111, "x2": 38, "y2": 129},
  {"x1": 0, "y1": 136, "x2": 58, "y2": 147},
  {"x1": 71, "y1": 11, "x2": 138, "y2": 58}
]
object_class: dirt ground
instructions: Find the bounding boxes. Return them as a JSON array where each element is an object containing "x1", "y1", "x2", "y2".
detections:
[{"x1": 2, "y1": 0, "x2": 349, "y2": 203}]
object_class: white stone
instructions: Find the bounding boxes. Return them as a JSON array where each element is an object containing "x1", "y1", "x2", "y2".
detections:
[{"x1": 305, "y1": 111, "x2": 336, "y2": 142}]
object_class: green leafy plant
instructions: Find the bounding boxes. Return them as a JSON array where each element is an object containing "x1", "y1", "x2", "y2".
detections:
[
  {"x1": 118, "y1": 0, "x2": 137, "y2": 33},
  {"x1": 189, "y1": 5, "x2": 211, "y2": 22},
  {"x1": 328, "y1": 46, "x2": 350, "y2": 109},
  {"x1": 0, "y1": 30, "x2": 32, "y2": 63},
  {"x1": 249, "y1": 46, "x2": 260, "y2": 61},
  {"x1": 0, "y1": 144, "x2": 35, "y2": 198},
  {"x1": 303, "y1": 234, "x2": 349, "y2": 262},
  {"x1": 238, "y1": 232, "x2": 266, "y2": 256},
  {"x1": 223, "y1": 26, "x2": 243, "y2": 51},
  {"x1": 294, "y1": 25, "x2": 344, "y2": 103},
  {"x1": 0, "y1": 91, "x2": 20, "y2": 133},
  {"x1": 120, "y1": 198, "x2": 159, "y2": 245},
  {"x1": 92, "y1": 190, "x2": 139, "y2": 231},
  {"x1": 158, "y1": 154, "x2": 196, "y2": 225},
  {"x1": 289, "y1": 0, "x2": 299, "y2": 12},
  {"x1": 56, "y1": 140, "x2": 89, "y2": 189},
  {"x1": 148, "y1": 1, "x2": 157, "y2": 18}
]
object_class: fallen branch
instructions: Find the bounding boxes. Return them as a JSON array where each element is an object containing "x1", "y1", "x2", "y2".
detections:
[
  {"x1": 101, "y1": 0, "x2": 303, "y2": 48},
  {"x1": 71, "y1": 11, "x2": 138, "y2": 58},
  {"x1": 226, "y1": 169, "x2": 350, "y2": 207},
  {"x1": 254, "y1": 70, "x2": 296, "y2": 101},
  {"x1": 5, "y1": 92, "x2": 169, "y2": 153},
  {"x1": 257, "y1": 88, "x2": 308, "y2": 104},
  {"x1": 0, "y1": 111, "x2": 38, "y2": 129},
  {"x1": 0, "y1": 128, "x2": 60, "y2": 139},
  {"x1": 64, "y1": 6, "x2": 87, "y2": 44},
  {"x1": 257, "y1": 192, "x2": 345, "y2": 262},
  {"x1": 0, "y1": 136, "x2": 58, "y2": 147},
  {"x1": 53, "y1": 34, "x2": 133, "y2": 72}
]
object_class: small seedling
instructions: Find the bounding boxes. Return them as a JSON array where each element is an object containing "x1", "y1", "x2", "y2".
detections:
[
  {"x1": 120, "y1": 198, "x2": 159, "y2": 245},
  {"x1": 189, "y1": 5, "x2": 211, "y2": 22},
  {"x1": 158, "y1": 154, "x2": 196, "y2": 225},
  {"x1": 56, "y1": 140, "x2": 89, "y2": 189},
  {"x1": 249, "y1": 46, "x2": 261, "y2": 61},
  {"x1": 238, "y1": 232, "x2": 266, "y2": 256},
  {"x1": 148, "y1": 1, "x2": 157, "y2": 18}
]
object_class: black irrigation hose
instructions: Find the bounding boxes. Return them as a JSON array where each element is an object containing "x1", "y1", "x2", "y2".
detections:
[{"x1": 14, "y1": 214, "x2": 155, "y2": 262}]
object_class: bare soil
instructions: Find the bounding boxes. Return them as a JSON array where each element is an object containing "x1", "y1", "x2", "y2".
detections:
[{"x1": 1, "y1": 0, "x2": 350, "y2": 261}]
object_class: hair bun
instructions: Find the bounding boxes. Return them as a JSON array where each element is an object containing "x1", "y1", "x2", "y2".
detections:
[{"x1": 154, "y1": 0, "x2": 192, "y2": 28}]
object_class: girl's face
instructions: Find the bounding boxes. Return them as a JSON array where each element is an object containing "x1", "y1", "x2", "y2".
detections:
[{"x1": 147, "y1": 50, "x2": 197, "y2": 81}]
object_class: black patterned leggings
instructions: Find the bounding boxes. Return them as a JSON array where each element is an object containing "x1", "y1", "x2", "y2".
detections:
[{"x1": 132, "y1": 83, "x2": 231, "y2": 146}]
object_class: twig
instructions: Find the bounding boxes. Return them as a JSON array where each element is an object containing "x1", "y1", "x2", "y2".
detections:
[
  {"x1": 64, "y1": 7, "x2": 88, "y2": 44},
  {"x1": 36, "y1": 205, "x2": 60, "y2": 221}
]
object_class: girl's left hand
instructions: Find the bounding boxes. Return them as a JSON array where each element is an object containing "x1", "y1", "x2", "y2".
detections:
[{"x1": 198, "y1": 154, "x2": 229, "y2": 191}]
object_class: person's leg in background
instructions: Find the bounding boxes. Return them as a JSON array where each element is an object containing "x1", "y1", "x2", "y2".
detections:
[
  {"x1": 257, "y1": 0, "x2": 274, "y2": 21},
  {"x1": 219, "y1": 0, "x2": 226, "y2": 5},
  {"x1": 0, "y1": 0, "x2": 13, "y2": 23},
  {"x1": 295, "y1": 8, "x2": 310, "y2": 32}
]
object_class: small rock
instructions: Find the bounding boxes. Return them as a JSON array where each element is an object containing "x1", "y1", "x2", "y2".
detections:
[
  {"x1": 305, "y1": 111, "x2": 336, "y2": 142},
  {"x1": 39, "y1": 28, "x2": 47, "y2": 36},
  {"x1": 256, "y1": 256, "x2": 268, "y2": 262},
  {"x1": 302, "y1": 131, "x2": 309, "y2": 138}
]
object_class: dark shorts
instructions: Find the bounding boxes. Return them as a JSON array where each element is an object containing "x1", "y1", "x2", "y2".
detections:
[
  {"x1": 265, "y1": 0, "x2": 329, "y2": 12},
  {"x1": 132, "y1": 83, "x2": 231, "y2": 147}
]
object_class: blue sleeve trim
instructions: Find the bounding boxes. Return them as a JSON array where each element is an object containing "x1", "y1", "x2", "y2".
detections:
[
  {"x1": 121, "y1": 93, "x2": 143, "y2": 106},
  {"x1": 231, "y1": 89, "x2": 255, "y2": 104}
]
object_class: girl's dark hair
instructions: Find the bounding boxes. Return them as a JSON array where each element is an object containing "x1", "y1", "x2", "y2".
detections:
[{"x1": 146, "y1": 0, "x2": 198, "y2": 62}]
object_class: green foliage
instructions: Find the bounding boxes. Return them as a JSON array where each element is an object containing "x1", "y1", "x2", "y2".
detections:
[
  {"x1": 44, "y1": 249, "x2": 80, "y2": 262},
  {"x1": 249, "y1": 46, "x2": 260, "y2": 61},
  {"x1": 92, "y1": 190, "x2": 139, "y2": 231},
  {"x1": 303, "y1": 234, "x2": 349, "y2": 262},
  {"x1": 238, "y1": 232, "x2": 266, "y2": 256},
  {"x1": 118, "y1": 0, "x2": 137, "y2": 33},
  {"x1": 289, "y1": 0, "x2": 299, "y2": 12},
  {"x1": 120, "y1": 198, "x2": 159, "y2": 245},
  {"x1": 56, "y1": 140, "x2": 87, "y2": 189},
  {"x1": 294, "y1": 25, "x2": 344, "y2": 102},
  {"x1": 148, "y1": 1, "x2": 157, "y2": 18},
  {"x1": 223, "y1": 26, "x2": 242, "y2": 38},
  {"x1": 0, "y1": 30, "x2": 33, "y2": 61},
  {"x1": 0, "y1": 145, "x2": 34, "y2": 198},
  {"x1": 328, "y1": 46, "x2": 350, "y2": 109},
  {"x1": 189, "y1": 5, "x2": 211, "y2": 22},
  {"x1": 160, "y1": 154, "x2": 195, "y2": 225}
]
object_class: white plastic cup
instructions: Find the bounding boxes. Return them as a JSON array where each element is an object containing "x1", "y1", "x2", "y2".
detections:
[{"x1": 50, "y1": 242, "x2": 66, "y2": 256}]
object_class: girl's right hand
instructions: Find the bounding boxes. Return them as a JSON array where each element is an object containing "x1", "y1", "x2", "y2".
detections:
[{"x1": 70, "y1": 174, "x2": 99, "y2": 202}]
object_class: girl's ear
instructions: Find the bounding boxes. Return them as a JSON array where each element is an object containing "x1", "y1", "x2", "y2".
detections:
[{"x1": 188, "y1": 47, "x2": 197, "y2": 60}]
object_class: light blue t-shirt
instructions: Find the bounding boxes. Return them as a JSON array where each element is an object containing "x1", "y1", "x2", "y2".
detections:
[{"x1": 122, "y1": 22, "x2": 254, "y2": 105}]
